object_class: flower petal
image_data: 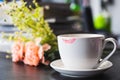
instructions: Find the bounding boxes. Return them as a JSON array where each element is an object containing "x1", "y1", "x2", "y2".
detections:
[
  {"x1": 24, "y1": 41, "x2": 40, "y2": 66},
  {"x1": 11, "y1": 41, "x2": 24, "y2": 62}
]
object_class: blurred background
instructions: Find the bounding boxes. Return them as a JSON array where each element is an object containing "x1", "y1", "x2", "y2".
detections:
[{"x1": 0, "y1": 0, "x2": 120, "y2": 47}]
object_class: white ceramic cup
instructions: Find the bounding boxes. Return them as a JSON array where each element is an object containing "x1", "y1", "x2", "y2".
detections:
[{"x1": 57, "y1": 34, "x2": 117, "y2": 69}]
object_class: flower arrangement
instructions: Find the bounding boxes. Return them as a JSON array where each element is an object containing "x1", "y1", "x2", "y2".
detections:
[{"x1": 3, "y1": 0, "x2": 58, "y2": 66}]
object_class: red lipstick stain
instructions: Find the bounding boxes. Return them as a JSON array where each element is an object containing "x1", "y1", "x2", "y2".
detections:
[{"x1": 62, "y1": 38, "x2": 76, "y2": 44}]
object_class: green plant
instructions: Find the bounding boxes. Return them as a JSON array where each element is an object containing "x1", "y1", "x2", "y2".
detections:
[{"x1": 6, "y1": 0, "x2": 58, "y2": 61}]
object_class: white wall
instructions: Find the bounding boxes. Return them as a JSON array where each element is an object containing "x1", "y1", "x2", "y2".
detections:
[
  {"x1": 90, "y1": 0, "x2": 101, "y2": 18},
  {"x1": 108, "y1": 0, "x2": 120, "y2": 35}
]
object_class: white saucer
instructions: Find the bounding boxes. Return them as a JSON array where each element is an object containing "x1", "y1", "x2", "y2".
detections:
[{"x1": 50, "y1": 59, "x2": 113, "y2": 77}]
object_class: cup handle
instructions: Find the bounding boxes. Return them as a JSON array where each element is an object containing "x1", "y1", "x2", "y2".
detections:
[{"x1": 94, "y1": 38, "x2": 117, "y2": 69}]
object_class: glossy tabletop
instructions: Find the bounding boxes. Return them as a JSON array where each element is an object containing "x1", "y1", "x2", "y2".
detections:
[{"x1": 0, "y1": 49, "x2": 120, "y2": 80}]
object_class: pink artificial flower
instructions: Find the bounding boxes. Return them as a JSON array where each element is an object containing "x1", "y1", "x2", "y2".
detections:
[
  {"x1": 24, "y1": 41, "x2": 40, "y2": 66},
  {"x1": 11, "y1": 41, "x2": 24, "y2": 62},
  {"x1": 42, "y1": 43, "x2": 51, "y2": 51},
  {"x1": 38, "y1": 43, "x2": 51, "y2": 65},
  {"x1": 35, "y1": 37, "x2": 42, "y2": 46}
]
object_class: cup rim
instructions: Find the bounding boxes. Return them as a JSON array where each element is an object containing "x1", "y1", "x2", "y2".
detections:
[{"x1": 57, "y1": 33, "x2": 105, "y2": 38}]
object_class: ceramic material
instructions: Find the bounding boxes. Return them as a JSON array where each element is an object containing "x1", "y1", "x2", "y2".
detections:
[
  {"x1": 50, "y1": 59, "x2": 113, "y2": 78},
  {"x1": 57, "y1": 34, "x2": 117, "y2": 69}
]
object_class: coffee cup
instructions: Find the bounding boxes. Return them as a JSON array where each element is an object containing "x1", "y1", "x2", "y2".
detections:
[{"x1": 57, "y1": 34, "x2": 117, "y2": 69}]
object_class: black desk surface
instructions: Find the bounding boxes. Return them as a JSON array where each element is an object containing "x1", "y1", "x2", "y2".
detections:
[{"x1": 0, "y1": 50, "x2": 120, "y2": 80}]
